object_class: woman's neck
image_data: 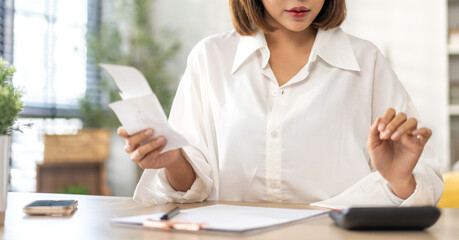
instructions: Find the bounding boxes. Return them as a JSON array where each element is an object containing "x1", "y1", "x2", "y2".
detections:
[
  {"x1": 262, "y1": 17, "x2": 318, "y2": 86},
  {"x1": 264, "y1": 26, "x2": 317, "y2": 53}
]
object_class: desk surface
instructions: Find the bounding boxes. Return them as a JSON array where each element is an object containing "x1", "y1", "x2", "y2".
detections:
[{"x1": 1, "y1": 192, "x2": 458, "y2": 240}]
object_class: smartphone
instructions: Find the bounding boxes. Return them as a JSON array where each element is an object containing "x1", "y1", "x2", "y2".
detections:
[{"x1": 23, "y1": 200, "x2": 78, "y2": 216}]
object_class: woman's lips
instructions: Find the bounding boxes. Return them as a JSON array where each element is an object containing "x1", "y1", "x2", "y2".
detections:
[{"x1": 286, "y1": 7, "x2": 310, "y2": 18}]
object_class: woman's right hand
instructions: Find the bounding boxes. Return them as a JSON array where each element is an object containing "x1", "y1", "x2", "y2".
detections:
[{"x1": 117, "y1": 127, "x2": 183, "y2": 169}]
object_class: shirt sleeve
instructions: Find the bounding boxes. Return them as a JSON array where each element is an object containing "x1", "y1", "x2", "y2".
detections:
[
  {"x1": 311, "y1": 51, "x2": 444, "y2": 209},
  {"x1": 133, "y1": 44, "x2": 215, "y2": 205}
]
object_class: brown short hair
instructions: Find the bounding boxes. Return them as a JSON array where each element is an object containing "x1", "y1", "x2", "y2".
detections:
[{"x1": 229, "y1": 0, "x2": 347, "y2": 36}]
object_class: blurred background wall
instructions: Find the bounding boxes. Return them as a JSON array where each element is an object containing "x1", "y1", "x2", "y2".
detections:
[
  {"x1": 153, "y1": 0, "x2": 233, "y2": 76},
  {"x1": 342, "y1": 0, "x2": 449, "y2": 171}
]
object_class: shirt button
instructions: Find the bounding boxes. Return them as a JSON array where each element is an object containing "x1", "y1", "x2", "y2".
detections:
[
  {"x1": 270, "y1": 182, "x2": 280, "y2": 189},
  {"x1": 271, "y1": 90, "x2": 278, "y2": 97},
  {"x1": 271, "y1": 131, "x2": 279, "y2": 138}
]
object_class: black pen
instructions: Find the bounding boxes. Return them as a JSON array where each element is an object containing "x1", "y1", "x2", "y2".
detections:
[{"x1": 160, "y1": 206, "x2": 180, "y2": 220}]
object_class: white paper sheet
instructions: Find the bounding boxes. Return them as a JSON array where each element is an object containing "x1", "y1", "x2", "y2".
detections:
[
  {"x1": 111, "y1": 204, "x2": 327, "y2": 234},
  {"x1": 101, "y1": 63, "x2": 188, "y2": 153},
  {"x1": 100, "y1": 64, "x2": 152, "y2": 99}
]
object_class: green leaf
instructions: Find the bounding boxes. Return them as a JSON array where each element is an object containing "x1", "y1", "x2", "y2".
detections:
[{"x1": 0, "y1": 57, "x2": 23, "y2": 135}]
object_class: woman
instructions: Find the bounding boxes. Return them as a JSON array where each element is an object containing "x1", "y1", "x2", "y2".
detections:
[{"x1": 118, "y1": 0, "x2": 443, "y2": 208}]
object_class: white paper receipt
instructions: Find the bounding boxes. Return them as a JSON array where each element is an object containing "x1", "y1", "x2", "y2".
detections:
[{"x1": 101, "y1": 63, "x2": 188, "y2": 153}]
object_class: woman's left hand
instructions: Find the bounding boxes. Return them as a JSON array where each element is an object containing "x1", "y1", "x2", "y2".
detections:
[{"x1": 367, "y1": 108, "x2": 432, "y2": 199}]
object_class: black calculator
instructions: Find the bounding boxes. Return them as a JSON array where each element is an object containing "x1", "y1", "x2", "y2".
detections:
[{"x1": 329, "y1": 206, "x2": 441, "y2": 230}]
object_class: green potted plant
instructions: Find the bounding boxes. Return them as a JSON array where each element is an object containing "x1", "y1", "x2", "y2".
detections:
[{"x1": 0, "y1": 57, "x2": 23, "y2": 225}]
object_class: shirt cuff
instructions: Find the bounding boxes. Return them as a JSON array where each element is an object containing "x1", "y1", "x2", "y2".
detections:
[
  {"x1": 310, "y1": 172, "x2": 430, "y2": 209},
  {"x1": 155, "y1": 168, "x2": 208, "y2": 203},
  {"x1": 384, "y1": 172, "x2": 434, "y2": 206},
  {"x1": 311, "y1": 172, "x2": 394, "y2": 209},
  {"x1": 133, "y1": 148, "x2": 213, "y2": 205}
]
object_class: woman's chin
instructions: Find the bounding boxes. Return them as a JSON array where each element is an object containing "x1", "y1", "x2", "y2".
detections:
[
  {"x1": 283, "y1": 24, "x2": 313, "y2": 33},
  {"x1": 275, "y1": 20, "x2": 313, "y2": 33}
]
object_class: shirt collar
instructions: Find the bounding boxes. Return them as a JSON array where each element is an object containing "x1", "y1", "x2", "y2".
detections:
[
  {"x1": 231, "y1": 27, "x2": 360, "y2": 75},
  {"x1": 314, "y1": 27, "x2": 360, "y2": 72},
  {"x1": 231, "y1": 30, "x2": 270, "y2": 74}
]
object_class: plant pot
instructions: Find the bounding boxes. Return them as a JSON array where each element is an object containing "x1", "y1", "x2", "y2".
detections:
[{"x1": 0, "y1": 135, "x2": 11, "y2": 226}]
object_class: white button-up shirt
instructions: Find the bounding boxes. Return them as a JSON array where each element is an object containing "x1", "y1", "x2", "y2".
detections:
[{"x1": 133, "y1": 27, "x2": 444, "y2": 208}]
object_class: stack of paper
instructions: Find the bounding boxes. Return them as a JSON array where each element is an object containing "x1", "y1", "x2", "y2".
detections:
[
  {"x1": 100, "y1": 64, "x2": 188, "y2": 153},
  {"x1": 111, "y1": 204, "x2": 327, "y2": 234}
]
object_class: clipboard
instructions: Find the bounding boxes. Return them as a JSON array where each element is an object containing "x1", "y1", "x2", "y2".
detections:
[{"x1": 110, "y1": 204, "x2": 327, "y2": 235}]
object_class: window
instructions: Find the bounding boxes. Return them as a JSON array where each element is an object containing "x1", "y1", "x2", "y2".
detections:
[
  {"x1": 14, "y1": 0, "x2": 91, "y2": 116},
  {"x1": 6, "y1": 0, "x2": 101, "y2": 192},
  {"x1": 0, "y1": 0, "x2": 13, "y2": 61}
]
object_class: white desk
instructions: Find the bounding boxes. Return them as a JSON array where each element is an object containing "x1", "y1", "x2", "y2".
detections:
[{"x1": 1, "y1": 192, "x2": 458, "y2": 239}]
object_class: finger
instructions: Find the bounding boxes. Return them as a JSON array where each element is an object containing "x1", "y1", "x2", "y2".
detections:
[
  {"x1": 378, "y1": 108, "x2": 396, "y2": 132},
  {"x1": 138, "y1": 142, "x2": 168, "y2": 169},
  {"x1": 130, "y1": 136, "x2": 166, "y2": 163},
  {"x1": 117, "y1": 127, "x2": 129, "y2": 138},
  {"x1": 125, "y1": 129, "x2": 154, "y2": 153},
  {"x1": 381, "y1": 112, "x2": 407, "y2": 140},
  {"x1": 391, "y1": 117, "x2": 418, "y2": 141},
  {"x1": 119, "y1": 127, "x2": 138, "y2": 153},
  {"x1": 412, "y1": 128, "x2": 432, "y2": 145},
  {"x1": 367, "y1": 118, "x2": 382, "y2": 150},
  {"x1": 124, "y1": 144, "x2": 132, "y2": 154},
  {"x1": 369, "y1": 117, "x2": 382, "y2": 136}
]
